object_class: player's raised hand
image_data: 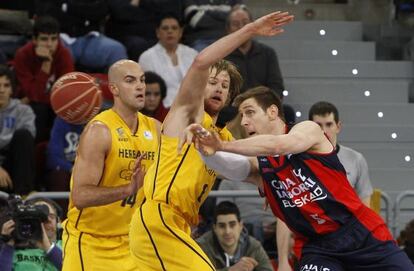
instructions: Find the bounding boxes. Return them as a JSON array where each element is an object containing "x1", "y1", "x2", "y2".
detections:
[
  {"x1": 251, "y1": 11, "x2": 294, "y2": 37},
  {"x1": 195, "y1": 131, "x2": 223, "y2": 156},
  {"x1": 178, "y1": 123, "x2": 207, "y2": 153}
]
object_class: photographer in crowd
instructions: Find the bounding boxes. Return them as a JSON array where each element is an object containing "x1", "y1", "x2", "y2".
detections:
[{"x1": 0, "y1": 196, "x2": 62, "y2": 271}]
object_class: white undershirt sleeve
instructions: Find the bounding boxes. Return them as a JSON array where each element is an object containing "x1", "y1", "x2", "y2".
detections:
[{"x1": 200, "y1": 151, "x2": 251, "y2": 181}]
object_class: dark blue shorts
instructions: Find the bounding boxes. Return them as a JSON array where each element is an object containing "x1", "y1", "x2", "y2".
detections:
[{"x1": 297, "y1": 219, "x2": 414, "y2": 271}]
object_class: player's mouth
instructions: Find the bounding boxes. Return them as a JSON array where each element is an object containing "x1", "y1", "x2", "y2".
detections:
[
  {"x1": 136, "y1": 94, "x2": 144, "y2": 99},
  {"x1": 211, "y1": 96, "x2": 222, "y2": 102},
  {"x1": 248, "y1": 131, "x2": 256, "y2": 136}
]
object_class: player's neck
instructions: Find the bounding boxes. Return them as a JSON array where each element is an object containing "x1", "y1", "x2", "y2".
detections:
[
  {"x1": 112, "y1": 106, "x2": 139, "y2": 133},
  {"x1": 271, "y1": 119, "x2": 286, "y2": 136}
]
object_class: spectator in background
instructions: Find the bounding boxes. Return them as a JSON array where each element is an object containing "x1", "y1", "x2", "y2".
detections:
[
  {"x1": 221, "y1": 6, "x2": 296, "y2": 129},
  {"x1": 0, "y1": 65, "x2": 36, "y2": 195},
  {"x1": 142, "y1": 71, "x2": 169, "y2": 122},
  {"x1": 106, "y1": 0, "x2": 183, "y2": 61},
  {"x1": 225, "y1": 7, "x2": 284, "y2": 96},
  {"x1": 197, "y1": 201, "x2": 273, "y2": 271},
  {"x1": 139, "y1": 14, "x2": 198, "y2": 107},
  {"x1": 35, "y1": 0, "x2": 127, "y2": 72},
  {"x1": 183, "y1": 0, "x2": 244, "y2": 51},
  {"x1": 217, "y1": 180, "x2": 277, "y2": 252},
  {"x1": 0, "y1": 197, "x2": 63, "y2": 271},
  {"x1": 308, "y1": 101, "x2": 373, "y2": 206},
  {"x1": 45, "y1": 116, "x2": 84, "y2": 216},
  {"x1": 46, "y1": 117, "x2": 83, "y2": 188},
  {"x1": 399, "y1": 219, "x2": 414, "y2": 264},
  {"x1": 14, "y1": 16, "x2": 74, "y2": 142}
]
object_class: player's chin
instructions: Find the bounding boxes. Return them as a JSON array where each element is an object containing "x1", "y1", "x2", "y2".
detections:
[
  {"x1": 205, "y1": 101, "x2": 224, "y2": 114},
  {"x1": 135, "y1": 101, "x2": 145, "y2": 111}
]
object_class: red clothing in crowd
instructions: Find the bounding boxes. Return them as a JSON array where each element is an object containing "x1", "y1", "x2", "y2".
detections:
[
  {"x1": 14, "y1": 41, "x2": 74, "y2": 104},
  {"x1": 153, "y1": 103, "x2": 169, "y2": 122},
  {"x1": 142, "y1": 103, "x2": 169, "y2": 123}
]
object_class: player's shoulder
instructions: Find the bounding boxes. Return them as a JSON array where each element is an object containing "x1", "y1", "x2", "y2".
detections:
[
  {"x1": 138, "y1": 112, "x2": 160, "y2": 128},
  {"x1": 84, "y1": 120, "x2": 110, "y2": 136},
  {"x1": 79, "y1": 120, "x2": 111, "y2": 151},
  {"x1": 291, "y1": 120, "x2": 321, "y2": 132}
]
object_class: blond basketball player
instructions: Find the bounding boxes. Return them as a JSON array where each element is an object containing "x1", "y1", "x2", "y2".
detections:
[
  {"x1": 129, "y1": 11, "x2": 293, "y2": 271},
  {"x1": 62, "y1": 60, "x2": 160, "y2": 271}
]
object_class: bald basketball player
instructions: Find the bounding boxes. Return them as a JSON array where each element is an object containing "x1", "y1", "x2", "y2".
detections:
[{"x1": 62, "y1": 60, "x2": 161, "y2": 271}]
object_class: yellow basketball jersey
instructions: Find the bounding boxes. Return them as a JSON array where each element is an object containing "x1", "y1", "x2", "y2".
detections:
[
  {"x1": 143, "y1": 112, "x2": 232, "y2": 225},
  {"x1": 66, "y1": 109, "x2": 159, "y2": 236}
]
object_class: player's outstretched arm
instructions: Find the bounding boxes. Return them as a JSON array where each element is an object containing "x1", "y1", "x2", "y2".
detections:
[
  {"x1": 71, "y1": 122, "x2": 138, "y2": 209},
  {"x1": 200, "y1": 121, "x2": 329, "y2": 157},
  {"x1": 163, "y1": 11, "x2": 294, "y2": 138}
]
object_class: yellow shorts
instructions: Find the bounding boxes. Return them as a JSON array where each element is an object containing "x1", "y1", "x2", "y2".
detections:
[
  {"x1": 129, "y1": 200, "x2": 215, "y2": 271},
  {"x1": 62, "y1": 221, "x2": 137, "y2": 271}
]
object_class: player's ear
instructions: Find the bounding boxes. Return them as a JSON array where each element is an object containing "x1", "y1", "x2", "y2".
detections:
[
  {"x1": 267, "y1": 104, "x2": 278, "y2": 120},
  {"x1": 109, "y1": 83, "x2": 119, "y2": 96},
  {"x1": 337, "y1": 120, "x2": 342, "y2": 133}
]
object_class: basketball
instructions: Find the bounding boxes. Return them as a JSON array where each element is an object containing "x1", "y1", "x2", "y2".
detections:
[{"x1": 51, "y1": 72, "x2": 102, "y2": 125}]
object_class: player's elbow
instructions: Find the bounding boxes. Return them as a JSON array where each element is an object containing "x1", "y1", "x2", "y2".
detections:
[
  {"x1": 71, "y1": 190, "x2": 87, "y2": 209},
  {"x1": 191, "y1": 53, "x2": 211, "y2": 70}
]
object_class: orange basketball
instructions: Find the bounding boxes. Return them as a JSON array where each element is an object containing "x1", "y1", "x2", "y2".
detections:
[{"x1": 51, "y1": 72, "x2": 102, "y2": 125}]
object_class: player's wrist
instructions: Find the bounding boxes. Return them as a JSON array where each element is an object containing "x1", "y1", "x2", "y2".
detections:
[
  {"x1": 242, "y1": 22, "x2": 256, "y2": 37},
  {"x1": 219, "y1": 140, "x2": 228, "y2": 152}
]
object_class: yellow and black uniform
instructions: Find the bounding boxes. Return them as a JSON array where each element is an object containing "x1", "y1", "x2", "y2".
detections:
[
  {"x1": 62, "y1": 109, "x2": 159, "y2": 271},
  {"x1": 130, "y1": 113, "x2": 232, "y2": 271}
]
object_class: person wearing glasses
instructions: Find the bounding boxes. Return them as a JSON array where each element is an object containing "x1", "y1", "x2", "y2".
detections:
[{"x1": 0, "y1": 197, "x2": 63, "y2": 271}]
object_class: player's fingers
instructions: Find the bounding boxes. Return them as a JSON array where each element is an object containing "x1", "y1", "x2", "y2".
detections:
[
  {"x1": 274, "y1": 15, "x2": 294, "y2": 26},
  {"x1": 271, "y1": 11, "x2": 289, "y2": 21},
  {"x1": 194, "y1": 137, "x2": 200, "y2": 151},
  {"x1": 133, "y1": 156, "x2": 143, "y2": 171},
  {"x1": 266, "y1": 11, "x2": 282, "y2": 21}
]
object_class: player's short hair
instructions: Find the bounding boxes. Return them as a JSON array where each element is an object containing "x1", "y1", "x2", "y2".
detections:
[
  {"x1": 233, "y1": 85, "x2": 284, "y2": 120},
  {"x1": 0, "y1": 65, "x2": 16, "y2": 92},
  {"x1": 210, "y1": 59, "x2": 243, "y2": 105},
  {"x1": 213, "y1": 201, "x2": 241, "y2": 223},
  {"x1": 144, "y1": 71, "x2": 167, "y2": 100},
  {"x1": 308, "y1": 101, "x2": 339, "y2": 123},
  {"x1": 33, "y1": 16, "x2": 60, "y2": 38}
]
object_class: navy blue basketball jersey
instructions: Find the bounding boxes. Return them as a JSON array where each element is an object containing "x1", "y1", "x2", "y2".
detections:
[{"x1": 258, "y1": 150, "x2": 390, "y2": 242}]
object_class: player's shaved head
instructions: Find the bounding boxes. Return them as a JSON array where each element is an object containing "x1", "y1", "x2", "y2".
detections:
[{"x1": 108, "y1": 59, "x2": 140, "y2": 84}]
